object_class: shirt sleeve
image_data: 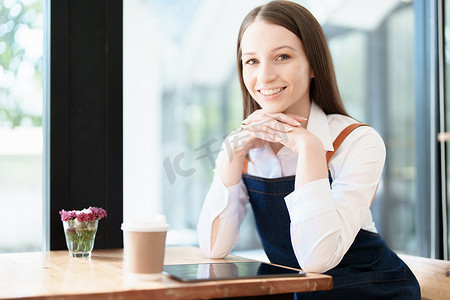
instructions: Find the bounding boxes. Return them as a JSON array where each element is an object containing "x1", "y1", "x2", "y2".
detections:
[
  {"x1": 197, "y1": 159, "x2": 249, "y2": 258},
  {"x1": 285, "y1": 127, "x2": 386, "y2": 273}
]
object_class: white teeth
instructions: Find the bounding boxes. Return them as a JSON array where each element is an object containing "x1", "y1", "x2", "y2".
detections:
[{"x1": 259, "y1": 87, "x2": 284, "y2": 96}]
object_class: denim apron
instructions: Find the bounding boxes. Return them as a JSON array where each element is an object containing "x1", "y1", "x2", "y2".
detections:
[{"x1": 241, "y1": 124, "x2": 421, "y2": 299}]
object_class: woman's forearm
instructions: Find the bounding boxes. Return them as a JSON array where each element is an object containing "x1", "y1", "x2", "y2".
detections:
[
  {"x1": 218, "y1": 152, "x2": 246, "y2": 188},
  {"x1": 210, "y1": 150, "x2": 245, "y2": 250},
  {"x1": 295, "y1": 135, "x2": 328, "y2": 189}
]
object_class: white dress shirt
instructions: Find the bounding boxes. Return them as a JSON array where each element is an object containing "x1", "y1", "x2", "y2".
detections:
[{"x1": 197, "y1": 102, "x2": 386, "y2": 273}]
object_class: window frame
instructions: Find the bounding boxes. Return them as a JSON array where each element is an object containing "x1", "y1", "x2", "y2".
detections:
[{"x1": 49, "y1": 0, "x2": 123, "y2": 250}]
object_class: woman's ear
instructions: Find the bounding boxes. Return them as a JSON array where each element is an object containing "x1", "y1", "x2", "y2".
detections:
[{"x1": 310, "y1": 68, "x2": 315, "y2": 78}]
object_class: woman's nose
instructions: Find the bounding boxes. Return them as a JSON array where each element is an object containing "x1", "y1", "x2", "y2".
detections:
[{"x1": 257, "y1": 62, "x2": 277, "y2": 83}]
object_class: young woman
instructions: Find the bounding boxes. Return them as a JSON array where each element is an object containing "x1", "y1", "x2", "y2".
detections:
[{"x1": 197, "y1": 1, "x2": 420, "y2": 298}]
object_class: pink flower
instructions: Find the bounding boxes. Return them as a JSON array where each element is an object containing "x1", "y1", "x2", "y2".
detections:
[
  {"x1": 76, "y1": 212, "x2": 89, "y2": 222},
  {"x1": 88, "y1": 207, "x2": 107, "y2": 220},
  {"x1": 59, "y1": 210, "x2": 77, "y2": 221},
  {"x1": 59, "y1": 207, "x2": 107, "y2": 222}
]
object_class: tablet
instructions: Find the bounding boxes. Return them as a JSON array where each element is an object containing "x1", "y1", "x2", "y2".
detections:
[{"x1": 163, "y1": 261, "x2": 306, "y2": 282}]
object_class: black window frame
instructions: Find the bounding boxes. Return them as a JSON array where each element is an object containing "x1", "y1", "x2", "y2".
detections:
[{"x1": 50, "y1": 0, "x2": 123, "y2": 250}]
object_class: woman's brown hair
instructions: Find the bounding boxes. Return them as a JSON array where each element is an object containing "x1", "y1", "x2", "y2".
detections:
[{"x1": 236, "y1": 0, "x2": 349, "y2": 119}]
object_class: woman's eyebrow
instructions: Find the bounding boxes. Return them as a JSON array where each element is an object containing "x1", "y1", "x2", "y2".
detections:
[
  {"x1": 242, "y1": 51, "x2": 256, "y2": 56},
  {"x1": 242, "y1": 45, "x2": 297, "y2": 56},
  {"x1": 271, "y1": 45, "x2": 297, "y2": 52}
]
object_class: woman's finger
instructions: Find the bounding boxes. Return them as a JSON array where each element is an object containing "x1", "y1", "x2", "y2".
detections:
[
  {"x1": 242, "y1": 119, "x2": 295, "y2": 133},
  {"x1": 265, "y1": 112, "x2": 306, "y2": 127},
  {"x1": 283, "y1": 113, "x2": 308, "y2": 124},
  {"x1": 246, "y1": 128, "x2": 287, "y2": 144},
  {"x1": 226, "y1": 126, "x2": 269, "y2": 155},
  {"x1": 244, "y1": 121, "x2": 294, "y2": 143},
  {"x1": 243, "y1": 110, "x2": 307, "y2": 127},
  {"x1": 242, "y1": 110, "x2": 266, "y2": 124}
]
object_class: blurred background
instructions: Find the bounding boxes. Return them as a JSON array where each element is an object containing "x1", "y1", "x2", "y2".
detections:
[
  {"x1": 0, "y1": 0, "x2": 43, "y2": 252},
  {"x1": 122, "y1": 0, "x2": 418, "y2": 256},
  {"x1": 1, "y1": 0, "x2": 446, "y2": 260}
]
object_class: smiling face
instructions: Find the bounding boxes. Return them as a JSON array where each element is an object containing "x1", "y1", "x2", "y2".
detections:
[{"x1": 241, "y1": 20, "x2": 314, "y2": 115}]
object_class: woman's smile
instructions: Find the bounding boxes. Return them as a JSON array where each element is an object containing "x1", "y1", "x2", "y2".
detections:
[{"x1": 258, "y1": 87, "x2": 286, "y2": 96}]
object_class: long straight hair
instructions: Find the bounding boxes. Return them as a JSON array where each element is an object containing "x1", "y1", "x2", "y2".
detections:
[{"x1": 236, "y1": 0, "x2": 349, "y2": 119}]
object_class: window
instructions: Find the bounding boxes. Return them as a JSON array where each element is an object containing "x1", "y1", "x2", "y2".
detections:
[
  {"x1": 441, "y1": 0, "x2": 450, "y2": 259},
  {"x1": 325, "y1": 1, "x2": 418, "y2": 255},
  {"x1": 0, "y1": 0, "x2": 44, "y2": 253}
]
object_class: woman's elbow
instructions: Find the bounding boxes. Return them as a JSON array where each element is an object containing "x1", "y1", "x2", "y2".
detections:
[
  {"x1": 300, "y1": 258, "x2": 332, "y2": 273},
  {"x1": 209, "y1": 245, "x2": 233, "y2": 258},
  {"x1": 298, "y1": 251, "x2": 340, "y2": 273},
  {"x1": 198, "y1": 239, "x2": 231, "y2": 259},
  {"x1": 208, "y1": 251, "x2": 228, "y2": 259}
]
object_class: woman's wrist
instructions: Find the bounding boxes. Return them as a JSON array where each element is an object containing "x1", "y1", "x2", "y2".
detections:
[
  {"x1": 295, "y1": 134, "x2": 328, "y2": 188},
  {"x1": 216, "y1": 138, "x2": 246, "y2": 187}
]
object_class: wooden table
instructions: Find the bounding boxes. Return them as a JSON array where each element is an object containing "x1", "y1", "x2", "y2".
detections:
[{"x1": 0, "y1": 247, "x2": 332, "y2": 299}]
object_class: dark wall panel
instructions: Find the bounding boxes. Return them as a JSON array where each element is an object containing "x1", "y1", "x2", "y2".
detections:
[{"x1": 50, "y1": 0, "x2": 123, "y2": 250}]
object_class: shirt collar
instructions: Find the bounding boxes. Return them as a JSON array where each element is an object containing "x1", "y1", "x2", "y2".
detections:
[{"x1": 306, "y1": 101, "x2": 334, "y2": 152}]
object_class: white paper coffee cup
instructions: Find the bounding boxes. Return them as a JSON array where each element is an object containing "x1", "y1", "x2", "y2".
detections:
[{"x1": 121, "y1": 215, "x2": 169, "y2": 280}]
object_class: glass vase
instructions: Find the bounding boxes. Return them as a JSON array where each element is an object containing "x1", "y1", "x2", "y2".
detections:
[{"x1": 62, "y1": 219, "x2": 99, "y2": 257}]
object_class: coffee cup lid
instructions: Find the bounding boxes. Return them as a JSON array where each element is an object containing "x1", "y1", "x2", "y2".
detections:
[{"x1": 121, "y1": 215, "x2": 169, "y2": 232}]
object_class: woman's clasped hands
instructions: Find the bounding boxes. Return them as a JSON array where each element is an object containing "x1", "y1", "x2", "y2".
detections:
[{"x1": 227, "y1": 109, "x2": 309, "y2": 157}]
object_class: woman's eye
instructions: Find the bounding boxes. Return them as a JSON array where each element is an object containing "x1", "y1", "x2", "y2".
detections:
[
  {"x1": 277, "y1": 54, "x2": 290, "y2": 61},
  {"x1": 246, "y1": 59, "x2": 258, "y2": 65}
]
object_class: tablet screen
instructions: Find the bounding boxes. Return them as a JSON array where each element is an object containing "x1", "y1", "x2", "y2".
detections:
[{"x1": 163, "y1": 261, "x2": 306, "y2": 282}]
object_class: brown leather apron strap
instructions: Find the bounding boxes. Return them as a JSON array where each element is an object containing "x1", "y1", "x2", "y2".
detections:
[
  {"x1": 326, "y1": 123, "x2": 369, "y2": 165},
  {"x1": 242, "y1": 157, "x2": 249, "y2": 174},
  {"x1": 326, "y1": 123, "x2": 378, "y2": 206}
]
